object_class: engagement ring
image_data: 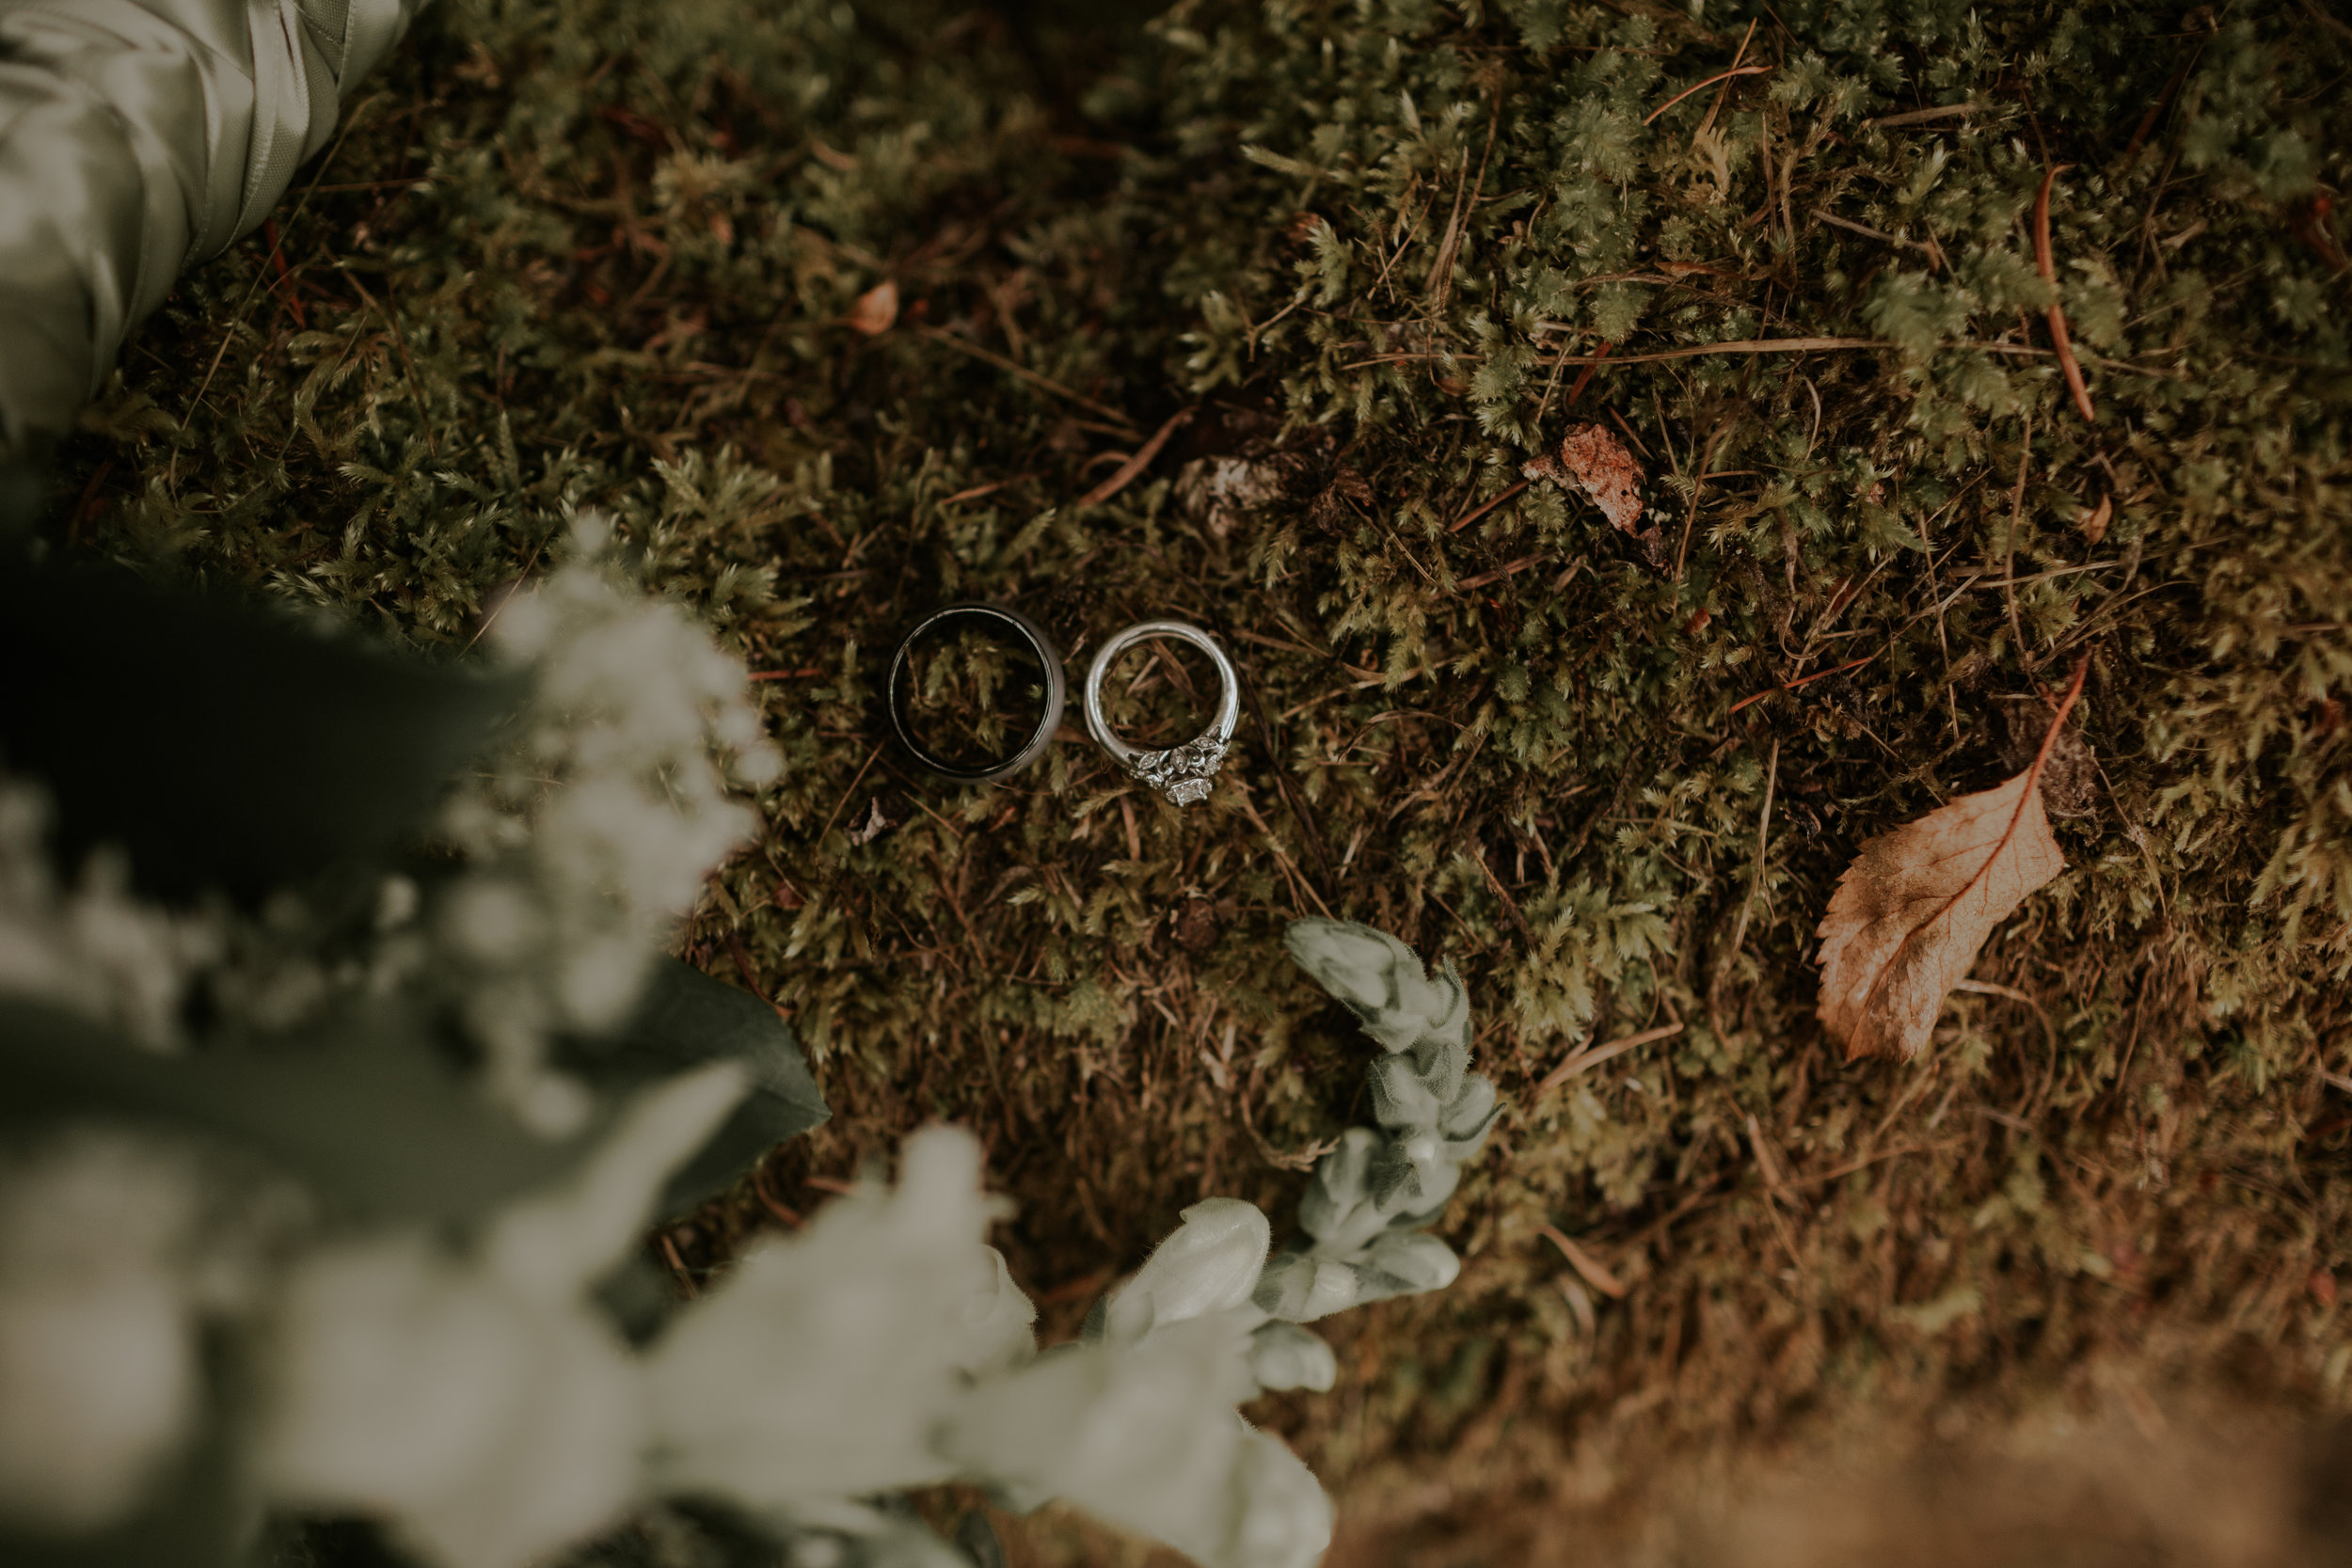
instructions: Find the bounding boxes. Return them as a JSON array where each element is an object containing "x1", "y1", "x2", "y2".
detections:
[{"x1": 1081, "y1": 620, "x2": 1240, "y2": 808}]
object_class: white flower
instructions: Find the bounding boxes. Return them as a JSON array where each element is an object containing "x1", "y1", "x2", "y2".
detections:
[
  {"x1": 647, "y1": 1133, "x2": 1334, "y2": 1568},
  {"x1": 958, "y1": 1244, "x2": 1043, "y2": 1378},
  {"x1": 0, "y1": 1139, "x2": 199, "y2": 1533},
  {"x1": 644, "y1": 1126, "x2": 1026, "y2": 1516},
  {"x1": 434, "y1": 530, "x2": 783, "y2": 1119},
  {"x1": 0, "y1": 784, "x2": 221, "y2": 1051},
  {"x1": 1222, "y1": 1428, "x2": 1335, "y2": 1568},
  {"x1": 442, "y1": 879, "x2": 545, "y2": 965},
  {"x1": 0, "y1": 1132, "x2": 284, "y2": 1534},
  {"x1": 482, "y1": 1062, "x2": 751, "y2": 1301},
  {"x1": 253, "y1": 1064, "x2": 746, "y2": 1568},
  {"x1": 254, "y1": 1233, "x2": 642, "y2": 1568},
  {"x1": 1100, "y1": 1198, "x2": 1269, "y2": 1342},
  {"x1": 944, "y1": 1313, "x2": 1327, "y2": 1568},
  {"x1": 0, "y1": 1269, "x2": 193, "y2": 1533}
]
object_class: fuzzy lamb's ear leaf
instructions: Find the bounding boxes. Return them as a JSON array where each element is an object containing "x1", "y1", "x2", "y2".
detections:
[
  {"x1": 1404, "y1": 1031, "x2": 1467, "y2": 1107},
  {"x1": 1365, "y1": 1052, "x2": 1443, "y2": 1130},
  {"x1": 1295, "y1": 1128, "x2": 1379, "y2": 1245},
  {"x1": 0, "y1": 551, "x2": 522, "y2": 905},
  {"x1": 1438, "y1": 1075, "x2": 1498, "y2": 1142},
  {"x1": 1247, "y1": 1322, "x2": 1338, "y2": 1392},
  {"x1": 1283, "y1": 917, "x2": 1464, "y2": 1051},
  {"x1": 1357, "y1": 1231, "x2": 1460, "y2": 1293},
  {"x1": 1356, "y1": 1127, "x2": 1460, "y2": 1221},
  {"x1": 561, "y1": 958, "x2": 829, "y2": 1221},
  {"x1": 1099, "y1": 1197, "x2": 1269, "y2": 1342}
]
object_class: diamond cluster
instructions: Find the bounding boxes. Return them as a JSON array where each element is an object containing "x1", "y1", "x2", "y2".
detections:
[{"x1": 1128, "y1": 736, "x2": 1227, "y2": 807}]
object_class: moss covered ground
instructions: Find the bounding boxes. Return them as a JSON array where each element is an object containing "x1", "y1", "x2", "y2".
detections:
[{"x1": 40, "y1": 0, "x2": 2352, "y2": 1558}]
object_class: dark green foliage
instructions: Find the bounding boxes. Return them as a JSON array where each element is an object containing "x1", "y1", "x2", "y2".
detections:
[
  {"x1": 0, "y1": 962, "x2": 816, "y2": 1232},
  {"x1": 0, "y1": 526, "x2": 822, "y2": 1226},
  {"x1": 0, "y1": 549, "x2": 518, "y2": 903},
  {"x1": 0, "y1": 997, "x2": 590, "y2": 1223},
  {"x1": 39, "y1": 0, "x2": 2352, "y2": 1550},
  {"x1": 578, "y1": 958, "x2": 830, "y2": 1219}
]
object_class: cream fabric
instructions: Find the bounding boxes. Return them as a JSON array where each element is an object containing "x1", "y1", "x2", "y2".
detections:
[{"x1": 0, "y1": 0, "x2": 424, "y2": 448}]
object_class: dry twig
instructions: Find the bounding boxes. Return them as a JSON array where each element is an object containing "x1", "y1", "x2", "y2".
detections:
[
  {"x1": 1449, "y1": 478, "x2": 1531, "y2": 534},
  {"x1": 1645, "y1": 64, "x2": 1770, "y2": 125},
  {"x1": 1536, "y1": 1022, "x2": 1685, "y2": 1093},
  {"x1": 2006, "y1": 407, "x2": 2035, "y2": 668},
  {"x1": 917, "y1": 323, "x2": 1137, "y2": 428},
  {"x1": 2034, "y1": 165, "x2": 2098, "y2": 424},
  {"x1": 1538, "y1": 1225, "x2": 1629, "y2": 1298},
  {"x1": 1076, "y1": 407, "x2": 1195, "y2": 508},
  {"x1": 1725, "y1": 651, "x2": 1879, "y2": 717},
  {"x1": 1724, "y1": 737, "x2": 1779, "y2": 960}
]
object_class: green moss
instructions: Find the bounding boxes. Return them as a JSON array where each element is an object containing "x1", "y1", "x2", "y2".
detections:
[{"x1": 39, "y1": 0, "x2": 2352, "y2": 1550}]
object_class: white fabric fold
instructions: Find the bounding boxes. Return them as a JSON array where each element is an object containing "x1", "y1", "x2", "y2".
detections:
[{"x1": 0, "y1": 0, "x2": 425, "y2": 448}]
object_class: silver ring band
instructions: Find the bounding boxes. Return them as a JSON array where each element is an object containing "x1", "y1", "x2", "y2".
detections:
[
  {"x1": 1081, "y1": 620, "x2": 1240, "y2": 807},
  {"x1": 886, "y1": 603, "x2": 1065, "y2": 783}
]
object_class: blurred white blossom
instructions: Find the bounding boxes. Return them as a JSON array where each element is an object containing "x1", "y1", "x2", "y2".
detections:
[
  {"x1": 253, "y1": 1063, "x2": 747, "y2": 1568},
  {"x1": 645, "y1": 1129, "x2": 1330, "y2": 1568},
  {"x1": 644, "y1": 1126, "x2": 1027, "y2": 1524},
  {"x1": 434, "y1": 520, "x2": 782, "y2": 1131},
  {"x1": 258, "y1": 1233, "x2": 641, "y2": 1568},
  {"x1": 0, "y1": 1132, "x2": 296, "y2": 1534},
  {"x1": 1099, "y1": 1197, "x2": 1269, "y2": 1342},
  {"x1": 1221, "y1": 1430, "x2": 1336, "y2": 1568},
  {"x1": 946, "y1": 1314, "x2": 1328, "y2": 1568},
  {"x1": 0, "y1": 783, "x2": 221, "y2": 1051}
]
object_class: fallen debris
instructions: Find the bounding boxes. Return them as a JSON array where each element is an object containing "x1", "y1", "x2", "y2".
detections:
[
  {"x1": 1524, "y1": 422, "x2": 1662, "y2": 566},
  {"x1": 1815, "y1": 658, "x2": 2090, "y2": 1060}
]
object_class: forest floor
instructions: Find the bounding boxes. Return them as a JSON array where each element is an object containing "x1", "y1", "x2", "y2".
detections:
[{"x1": 44, "y1": 0, "x2": 2352, "y2": 1560}]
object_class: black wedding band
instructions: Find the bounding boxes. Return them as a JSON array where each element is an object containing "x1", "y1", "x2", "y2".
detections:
[{"x1": 885, "y1": 603, "x2": 1066, "y2": 782}]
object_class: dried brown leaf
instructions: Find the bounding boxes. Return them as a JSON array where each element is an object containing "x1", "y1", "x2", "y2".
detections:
[
  {"x1": 1815, "y1": 661, "x2": 2089, "y2": 1061},
  {"x1": 847, "y1": 279, "x2": 898, "y2": 336},
  {"x1": 1305, "y1": 465, "x2": 1375, "y2": 532},
  {"x1": 1524, "y1": 422, "x2": 1644, "y2": 533},
  {"x1": 1524, "y1": 421, "x2": 1665, "y2": 565},
  {"x1": 846, "y1": 796, "x2": 895, "y2": 846},
  {"x1": 1175, "y1": 896, "x2": 1219, "y2": 954},
  {"x1": 2078, "y1": 493, "x2": 2112, "y2": 545}
]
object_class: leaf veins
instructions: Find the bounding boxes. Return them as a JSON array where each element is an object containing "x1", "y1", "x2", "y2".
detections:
[{"x1": 1814, "y1": 657, "x2": 2090, "y2": 1061}]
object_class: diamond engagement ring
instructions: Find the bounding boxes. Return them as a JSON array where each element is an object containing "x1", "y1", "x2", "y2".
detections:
[{"x1": 1081, "y1": 620, "x2": 1241, "y2": 808}]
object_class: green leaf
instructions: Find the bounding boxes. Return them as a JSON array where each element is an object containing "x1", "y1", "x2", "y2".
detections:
[
  {"x1": 0, "y1": 551, "x2": 520, "y2": 905},
  {"x1": 0, "y1": 1000, "x2": 595, "y2": 1224},
  {"x1": 565, "y1": 958, "x2": 830, "y2": 1220},
  {"x1": 1, "y1": 962, "x2": 826, "y2": 1227}
]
